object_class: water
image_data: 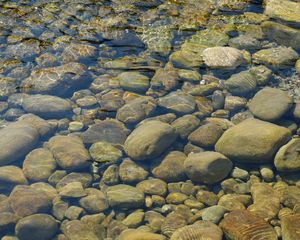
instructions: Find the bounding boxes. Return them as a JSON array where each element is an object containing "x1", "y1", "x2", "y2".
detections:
[{"x1": 0, "y1": 0, "x2": 300, "y2": 239}]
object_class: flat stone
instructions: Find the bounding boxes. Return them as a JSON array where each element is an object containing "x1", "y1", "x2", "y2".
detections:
[
  {"x1": 171, "y1": 114, "x2": 200, "y2": 139},
  {"x1": 61, "y1": 43, "x2": 97, "y2": 63},
  {"x1": 79, "y1": 188, "x2": 108, "y2": 213},
  {"x1": 58, "y1": 182, "x2": 87, "y2": 198},
  {"x1": 61, "y1": 220, "x2": 99, "y2": 240},
  {"x1": 117, "y1": 71, "x2": 150, "y2": 93},
  {"x1": 119, "y1": 229, "x2": 166, "y2": 240},
  {"x1": 137, "y1": 179, "x2": 167, "y2": 196},
  {"x1": 119, "y1": 159, "x2": 149, "y2": 184},
  {"x1": 0, "y1": 166, "x2": 28, "y2": 191},
  {"x1": 248, "y1": 87, "x2": 293, "y2": 121},
  {"x1": 89, "y1": 141, "x2": 122, "y2": 163},
  {"x1": 124, "y1": 120, "x2": 177, "y2": 161},
  {"x1": 215, "y1": 118, "x2": 291, "y2": 163},
  {"x1": 202, "y1": 206, "x2": 225, "y2": 224}
]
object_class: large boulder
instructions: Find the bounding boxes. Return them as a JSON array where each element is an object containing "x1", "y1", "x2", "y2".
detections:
[
  {"x1": 124, "y1": 121, "x2": 177, "y2": 161},
  {"x1": 215, "y1": 118, "x2": 291, "y2": 163}
]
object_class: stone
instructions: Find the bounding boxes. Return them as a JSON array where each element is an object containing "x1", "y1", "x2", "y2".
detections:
[
  {"x1": 22, "y1": 94, "x2": 72, "y2": 119},
  {"x1": 296, "y1": 60, "x2": 300, "y2": 74},
  {"x1": 171, "y1": 114, "x2": 200, "y2": 139},
  {"x1": 68, "y1": 121, "x2": 84, "y2": 132},
  {"x1": 166, "y1": 192, "x2": 188, "y2": 204},
  {"x1": 0, "y1": 122, "x2": 39, "y2": 165},
  {"x1": 249, "y1": 65, "x2": 272, "y2": 86},
  {"x1": 215, "y1": 118, "x2": 291, "y2": 163},
  {"x1": 18, "y1": 114, "x2": 53, "y2": 137},
  {"x1": 106, "y1": 184, "x2": 145, "y2": 210},
  {"x1": 61, "y1": 220, "x2": 99, "y2": 240},
  {"x1": 229, "y1": 35, "x2": 261, "y2": 50},
  {"x1": 58, "y1": 182, "x2": 87, "y2": 198},
  {"x1": 202, "y1": 206, "x2": 225, "y2": 224},
  {"x1": 122, "y1": 211, "x2": 144, "y2": 228},
  {"x1": 64, "y1": 206, "x2": 84, "y2": 220},
  {"x1": 202, "y1": 47, "x2": 245, "y2": 69},
  {"x1": 184, "y1": 151, "x2": 232, "y2": 184},
  {"x1": 23, "y1": 148, "x2": 57, "y2": 182},
  {"x1": 45, "y1": 135, "x2": 91, "y2": 170},
  {"x1": 0, "y1": 77, "x2": 16, "y2": 100},
  {"x1": 119, "y1": 229, "x2": 166, "y2": 240},
  {"x1": 9, "y1": 185, "x2": 52, "y2": 217},
  {"x1": 220, "y1": 210, "x2": 278, "y2": 240},
  {"x1": 137, "y1": 179, "x2": 167, "y2": 196},
  {"x1": 218, "y1": 194, "x2": 247, "y2": 211},
  {"x1": 15, "y1": 214, "x2": 58, "y2": 240},
  {"x1": 178, "y1": 69, "x2": 201, "y2": 82},
  {"x1": 101, "y1": 164, "x2": 119, "y2": 185},
  {"x1": 56, "y1": 172, "x2": 92, "y2": 190},
  {"x1": 31, "y1": 182, "x2": 57, "y2": 200},
  {"x1": 151, "y1": 151, "x2": 186, "y2": 182},
  {"x1": 253, "y1": 46, "x2": 298, "y2": 69},
  {"x1": 116, "y1": 96, "x2": 156, "y2": 124},
  {"x1": 0, "y1": 166, "x2": 28, "y2": 191},
  {"x1": 248, "y1": 87, "x2": 293, "y2": 122},
  {"x1": 231, "y1": 167, "x2": 249, "y2": 180},
  {"x1": 275, "y1": 138, "x2": 300, "y2": 172},
  {"x1": 124, "y1": 120, "x2": 177, "y2": 161},
  {"x1": 79, "y1": 188, "x2": 108, "y2": 213},
  {"x1": 221, "y1": 179, "x2": 250, "y2": 195},
  {"x1": 117, "y1": 71, "x2": 150, "y2": 93},
  {"x1": 61, "y1": 43, "x2": 97, "y2": 62},
  {"x1": 196, "y1": 190, "x2": 219, "y2": 206},
  {"x1": 119, "y1": 159, "x2": 149, "y2": 184},
  {"x1": 0, "y1": 212, "x2": 20, "y2": 233},
  {"x1": 158, "y1": 90, "x2": 196, "y2": 115},
  {"x1": 89, "y1": 141, "x2": 122, "y2": 163},
  {"x1": 281, "y1": 214, "x2": 300, "y2": 240},
  {"x1": 224, "y1": 96, "x2": 247, "y2": 112}
]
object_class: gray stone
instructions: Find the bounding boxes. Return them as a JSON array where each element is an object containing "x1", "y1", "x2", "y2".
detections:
[{"x1": 171, "y1": 114, "x2": 200, "y2": 139}]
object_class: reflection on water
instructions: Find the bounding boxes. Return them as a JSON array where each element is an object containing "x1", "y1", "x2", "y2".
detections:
[{"x1": 0, "y1": 0, "x2": 300, "y2": 239}]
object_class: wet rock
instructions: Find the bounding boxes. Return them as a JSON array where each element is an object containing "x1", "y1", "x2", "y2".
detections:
[
  {"x1": 9, "y1": 185, "x2": 52, "y2": 217},
  {"x1": 56, "y1": 172, "x2": 92, "y2": 190},
  {"x1": 124, "y1": 120, "x2": 177, "y2": 161},
  {"x1": 119, "y1": 229, "x2": 166, "y2": 240},
  {"x1": 22, "y1": 94, "x2": 72, "y2": 119},
  {"x1": 231, "y1": 167, "x2": 249, "y2": 180},
  {"x1": 177, "y1": 69, "x2": 201, "y2": 82},
  {"x1": 89, "y1": 141, "x2": 122, "y2": 163},
  {"x1": 248, "y1": 87, "x2": 293, "y2": 122},
  {"x1": 281, "y1": 213, "x2": 300, "y2": 240},
  {"x1": 171, "y1": 115, "x2": 200, "y2": 140},
  {"x1": 166, "y1": 192, "x2": 188, "y2": 204},
  {"x1": 116, "y1": 96, "x2": 156, "y2": 124},
  {"x1": 221, "y1": 179, "x2": 250, "y2": 195},
  {"x1": 45, "y1": 135, "x2": 90, "y2": 170},
  {"x1": 224, "y1": 96, "x2": 247, "y2": 112},
  {"x1": 202, "y1": 206, "x2": 225, "y2": 224},
  {"x1": 249, "y1": 65, "x2": 272, "y2": 86},
  {"x1": 0, "y1": 212, "x2": 20, "y2": 233},
  {"x1": 122, "y1": 211, "x2": 144, "y2": 228},
  {"x1": 117, "y1": 71, "x2": 150, "y2": 93},
  {"x1": 18, "y1": 114, "x2": 53, "y2": 137},
  {"x1": 5, "y1": 40, "x2": 40, "y2": 60},
  {"x1": 225, "y1": 70, "x2": 257, "y2": 96},
  {"x1": 229, "y1": 35, "x2": 261, "y2": 50},
  {"x1": 296, "y1": 60, "x2": 300, "y2": 74},
  {"x1": 23, "y1": 148, "x2": 57, "y2": 182},
  {"x1": 158, "y1": 90, "x2": 196, "y2": 115},
  {"x1": 65, "y1": 206, "x2": 84, "y2": 220},
  {"x1": 62, "y1": 43, "x2": 97, "y2": 63},
  {"x1": 274, "y1": 138, "x2": 300, "y2": 172},
  {"x1": 119, "y1": 158, "x2": 149, "y2": 184},
  {"x1": 184, "y1": 151, "x2": 232, "y2": 184},
  {"x1": 15, "y1": 214, "x2": 58, "y2": 240},
  {"x1": 106, "y1": 184, "x2": 144, "y2": 210},
  {"x1": 101, "y1": 164, "x2": 119, "y2": 186},
  {"x1": 79, "y1": 188, "x2": 108, "y2": 213},
  {"x1": 202, "y1": 47, "x2": 245, "y2": 69},
  {"x1": 58, "y1": 182, "x2": 87, "y2": 198},
  {"x1": 218, "y1": 194, "x2": 248, "y2": 211},
  {"x1": 151, "y1": 63, "x2": 180, "y2": 91},
  {"x1": 253, "y1": 46, "x2": 298, "y2": 69},
  {"x1": 220, "y1": 210, "x2": 278, "y2": 240},
  {"x1": 196, "y1": 190, "x2": 219, "y2": 206},
  {"x1": 137, "y1": 179, "x2": 167, "y2": 196},
  {"x1": 170, "y1": 221, "x2": 223, "y2": 240},
  {"x1": 0, "y1": 166, "x2": 27, "y2": 191},
  {"x1": 0, "y1": 77, "x2": 16, "y2": 100},
  {"x1": 61, "y1": 220, "x2": 99, "y2": 240},
  {"x1": 151, "y1": 151, "x2": 186, "y2": 182},
  {"x1": 215, "y1": 118, "x2": 291, "y2": 163}
]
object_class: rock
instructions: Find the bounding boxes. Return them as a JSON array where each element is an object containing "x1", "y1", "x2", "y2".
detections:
[
  {"x1": 265, "y1": 0, "x2": 300, "y2": 25},
  {"x1": 178, "y1": 69, "x2": 201, "y2": 82},
  {"x1": 81, "y1": 119, "x2": 129, "y2": 144},
  {"x1": 196, "y1": 190, "x2": 219, "y2": 206},
  {"x1": 61, "y1": 220, "x2": 99, "y2": 240},
  {"x1": 0, "y1": 77, "x2": 16, "y2": 100},
  {"x1": 224, "y1": 96, "x2": 247, "y2": 112},
  {"x1": 184, "y1": 151, "x2": 232, "y2": 184},
  {"x1": 9, "y1": 185, "x2": 52, "y2": 217},
  {"x1": 116, "y1": 96, "x2": 156, "y2": 124},
  {"x1": 171, "y1": 115, "x2": 200, "y2": 139},
  {"x1": 79, "y1": 188, "x2": 108, "y2": 213},
  {"x1": 15, "y1": 214, "x2": 58, "y2": 240},
  {"x1": 0, "y1": 122, "x2": 39, "y2": 165},
  {"x1": 124, "y1": 120, "x2": 177, "y2": 161},
  {"x1": 253, "y1": 46, "x2": 298, "y2": 69},
  {"x1": 158, "y1": 90, "x2": 196, "y2": 115},
  {"x1": 58, "y1": 182, "x2": 87, "y2": 198},
  {"x1": 220, "y1": 210, "x2": 278, "y2": 240},
  {"x1": 0, "y1": 212, "x2": 20, "y2": 233},
  {"x1": 202, "y1": 206, "x2": 225, "y2": 224},
  {"x1": 117, "y1": 71, "x2": 150, "y2": 93},
  {"x1": 56, "y1": 172, "x2": 92, "y2": 190},
  {"x1": 122, "y1": 211, "x2": 144, "y2": 228},
  {"x1": 23, "y1": 148, "x2": 57, "y2": 182},
  {"x1": 202, "y1": 47, "x2": 245, "y2": 69},
  {"x1": 215, "y1": 118, "x2": 291, "y2": 163},
  {"x1": 119, "y1": 229, "x2": 166, "y2": 240},
  {"x1": 101, "y1": 164, "x2": 119, "y2": 185},
  {"x1": 18, "y1": 114, "x2": 53, "y2": 137},
  {"x1": 170, "y1": 221, "x2": 223, "y2": 240},
  {"x1": 61, "y1": 43, "x2": 97, "y2": 63},
  {"x1": 0, "y1": 166, "x2": 28, "y2": 191},
  {"x1": 45, "y1": 135, "x2": 91, "y2": 170},
  {"x1": 248, "y1": 87, "x2": 293, "y2": 122},
  {"x1": 119, "y1": 159, "x2": 149, "y2": 184},
  {"x1": 106, "y1": 184, "x2": 145, "y2": 210},
  {"x1": 151, "y1": 151, "x2": 186, "y2": 182},
  {"x1": 65, "y1": 206, "x2": 84, "y2": 220},
  {"x1": 225, "y1": 70, "x2": 257, "y2": 96},
  {"x1": 229, "y1": 35, "x2": 261, "y2": 50},
  {"x1": 249, "y1": 65, "x2": 272, "y2": 86},
  {"x1": 221, "y1": 178, "x2": 250, "y2": 195},
  {"x1": 137, "y1": 179, "x2": 167, "y2": 196},
  {"x1": 296, "y1": 60, "x2": 300, "y2": 74},
  {"x1": 218, "y1": 194, "x2": 248, "y2": 211},
  {"x1": 274, "y1": 138, "x2": 300, "y2": 172},
  {"x1": 166, "y1": 192, "x2": 188, "y2": 204},
  {"x1": 188, "y1": 123, "x2": 226, "y2": 148},
  {"x1": 89, "y1": 141, "x2": 122, "y2": 163},
  {"x1": 281, "y1": 214, "x2": 300, "y2": 240},
  {"x1": 30, "y1": 182, "x2": 57, "y2": 200},
  {"x1": 231, "y1": 167, "x2": 249, "y2": 180}
]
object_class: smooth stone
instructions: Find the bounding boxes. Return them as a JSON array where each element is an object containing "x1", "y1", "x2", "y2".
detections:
[
  {"x1": 137, "y1": 179, "x2": 167, "y2": 196},
  {"x1": 119, "y1": 229, "x2": 166, "y2": 240},
  {"x1": 249, "y1": 65, "x2": 272, "y2": 86},
  {"x1": 224, "y1": 96, "x2": 247, "y2": 112},
  {"x1": 248, "y1": 87, "x2": 293, "y2": 122},
  {"x1": 124, "y1": 120, "x2": 177, "y2": 161},
  {"x1": 9, "y1": 185, "x2": 52, "y2": 217},
  {"x1": 0, "y1": 77, "x2": 16, "y2": 100},
  {"x1": 220, "y1": 210, "x2": 278, "y2": 240},
  {"x1": 151, "y1": 63, "x2": 180, "y2": 91},
  {"x1": 119, "y1": 159, "x2": 149, "y2": 184},
  {"x1": 117, "y1": 71, "x2": 150, "y2": 93},
  {"x1": 229, "y1": 35, "x2": 261, "y2": 50},
  {"x1": 218, "y1": 194, "x2": 247, "y2": 211},
  {"x1": 23, "y1": 148, "x2": 57, "y2": 182},
  {"x1": 89, "y1": 141, "x2": 122, "y2": 163},
  {"x1": 281, "y1": 214, "x2": 300, "y2": 240},
  {"x1": 171, "y1": 115, "x2": 200, "y2": 139},
  {"x1": 166, "y1": 192, "x2": 188, "y2": 204},
  {"x1": 0, "y1": 166, "x2": 28, "y2": 191},
  {"x1": 202, "y1": 47, "x2": 245, "y2": 69},
  {"x1": 0, "y1": 212, "x2": 20, "y2": 232},
  {"x1": 52, "y1": 197, "x2": 68, "y2": 221},
  {"x1": 79, "y1": 188, "x2": 108, "y2": 213},
  {"x1": 18, "y1": 114, "x2": 53, "y2": 137},
  {"x1": 45, "y1": 135, "x2": 91, "y2": 170},
  {"x1": 61, "y1": 43, "x2": 97, "y2": 62},
  {"x1": 56, "y1": 172, "x2": 92, "y2": 190},
  {"x1": 151, "y1": 151, "x2": 186, "y2": 182},
  {"x1": 296, "y1": 60, "x2": 300, "y2": 74},
  {"x1": 116, "y1": 96, "x2": 156, "y2": 124},
  {"x1": 196, "y1": 190, "x2": 219, "y2": 206},
  {"x1": 61, "y1": 220, "x2": 99, "y2": 240},
  {"x1": 157, "y1": 90, "x2": 196, "y2": 115},
  {"x1": 178, "y1": 69, "x2": 201, "y2": 82},
  {"x1": 30, "y1": 182, "x2": 57, "y2": 200},
  {"x1": 64, "y1": 206, "x2": 84, "y2": 220},
  {"x1": 184, "y1": 151, "x2": 232, "y2": 184},
  {"x1": 275, "y1": 138, "x2": 300, "y2": 172},
  {"x1": 101, "y1": 164, "x2": 119, "y2": 185},
  {"x1": 58, "y1": 182, "x2": 87, "y2": 198},
  {"x1": 253, "y1": 46, "x2": 298, "y2": 68},
  {"x1": 122, "y1": 211, "x2": 144, "y2": 228},
  {"x1": 15, "y1": 214, "x2": 58, "y2": 240},
  {"x1": 294, "y1": 102, "x2": 300, "y2": 119},
  {"x1": 106, "y1": 184, "x2": 145, "y2": 210},
  {"x1": 202, "y1": 206, "x2": 225, "y2": 224},
  {"x1": 68, "y1": 121, "x2": 84, "y2": 132},
  {"x1": 221, "y1": 178, "x2": 250, "y2": 195},
  {"x1": 215, "y1": 118, "x2": 291, "y2": 163},
  {"x1": 22, "y1": 94, "x2": 72, "y2": 119},
  {"x1": 231, "y1": 167, "x2": 249, "y2": 180}
]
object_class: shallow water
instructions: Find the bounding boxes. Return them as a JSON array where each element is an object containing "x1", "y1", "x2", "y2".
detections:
[{"x1": 0, "y1": 0, "x2": 300, "y2": 239}]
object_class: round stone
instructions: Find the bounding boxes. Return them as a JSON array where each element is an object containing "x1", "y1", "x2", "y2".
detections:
[{"x1": 89, "y1": 141, "x2": 122, "y2": 163}]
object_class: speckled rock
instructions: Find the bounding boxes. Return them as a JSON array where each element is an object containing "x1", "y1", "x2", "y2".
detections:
[
  {"x1": 124, "y1": 120, "x2": 177, "y2": 161},
  {"x1": 0, "y1": 166, "x2": 28, "y2": 191},
  {"x1": 216, "y1": 118, "x2": 291, "y2": 163},
  {"x1": 0, "y1": 77, "x2": 16, "y2": 100},
  {"x1": 61, "y1": 43, "x2": 97, "y2": 63}
]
